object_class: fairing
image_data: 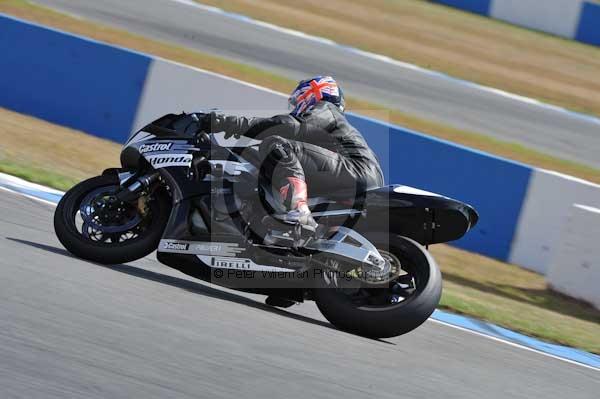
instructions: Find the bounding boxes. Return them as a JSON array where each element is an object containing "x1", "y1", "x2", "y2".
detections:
[{"x1": 361, "y1": 185, "x2": 478, "y2": 245}]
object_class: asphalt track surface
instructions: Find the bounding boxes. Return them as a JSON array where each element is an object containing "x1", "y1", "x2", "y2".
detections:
[
  {"x1": 30, "y1": 0, "x2": 600, "y2": 168},
  {"x1": 2, "y1": 189, "x2": 599, "y2": 398}
]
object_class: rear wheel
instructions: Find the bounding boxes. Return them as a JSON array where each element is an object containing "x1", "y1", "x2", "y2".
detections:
[
  {"x1": 314, "y1": 236, "x2": 442, "y2": 338},
  {"x1": 54, "y1": 175, "x2": 170, "y2": 264}
]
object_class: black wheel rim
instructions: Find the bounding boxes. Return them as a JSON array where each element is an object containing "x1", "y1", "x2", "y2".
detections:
[
  {"x1": 73, "y1": 185, "x2": 151, "y2": 244},
  {"x1": 323, "y1": 249, "x2": 422, "y2": 309}
]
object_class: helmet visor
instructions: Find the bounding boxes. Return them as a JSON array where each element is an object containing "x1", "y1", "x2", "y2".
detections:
[{"x1": 288, "y1": 95, "x2": 298, "y2": 111}]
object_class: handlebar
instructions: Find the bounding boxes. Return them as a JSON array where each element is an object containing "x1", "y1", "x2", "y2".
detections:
[{"x1": 188, "y1": 112, "x2": 212, "y2": 145}]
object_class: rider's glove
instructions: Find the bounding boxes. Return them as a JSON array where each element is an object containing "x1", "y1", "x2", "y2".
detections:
[{"x1": 207, "y1": 112, "x2": 242, "y2": 140}]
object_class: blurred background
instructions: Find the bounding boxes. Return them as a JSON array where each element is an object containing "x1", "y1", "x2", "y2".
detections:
[{"x1": 0, "y1": 1, "x2": 598, "y2": 395}]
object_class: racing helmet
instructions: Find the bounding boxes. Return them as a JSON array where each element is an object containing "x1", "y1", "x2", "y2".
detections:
[{"x1": 288, "y1": 76, "x2": 345, "y2": 117}]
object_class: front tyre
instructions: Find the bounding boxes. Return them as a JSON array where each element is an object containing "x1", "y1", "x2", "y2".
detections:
[
  {"x1": 54, "y1": 174, "x2": 171, "y2": 264},
  {"x1": 314, "y1": 236, "x2": 442, "y2": 338}
]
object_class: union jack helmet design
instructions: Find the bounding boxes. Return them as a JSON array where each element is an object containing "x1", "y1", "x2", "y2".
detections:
[{"x1": 288, "y1": 76, "x2": 345, "y2": 117}]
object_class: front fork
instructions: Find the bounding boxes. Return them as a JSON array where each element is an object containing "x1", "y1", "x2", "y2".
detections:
[{"x1": 113, "y1": 171, "x2": 160, "y2": 203}]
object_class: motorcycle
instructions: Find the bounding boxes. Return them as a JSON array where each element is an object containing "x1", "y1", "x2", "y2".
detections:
[{"x1": 54, "y1": 112, "x2": 478, "y2": 338}]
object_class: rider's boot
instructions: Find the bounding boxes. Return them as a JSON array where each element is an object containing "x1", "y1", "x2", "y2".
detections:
[
  {"x1": 278, "y1": 177, "x2": 317, "y2": 231},
  {"x1": 265, "y1": 296, "x2": 296, "y2": 308}
]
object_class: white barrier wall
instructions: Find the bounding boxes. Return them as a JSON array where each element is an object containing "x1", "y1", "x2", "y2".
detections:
[
  {"x1": 546, "y1": 204, "x2": 600, "y2": 309},
  {"x1": 433, "y1": 0, "x2": 600, "y2": 47},
  {"x1": 133, "y1": 59, "x2": 287, "y2": 131},
  {"x1": 510, "y1": 169, "x2": 600, "y2": 274},
  {"x1": 490, "y1": 0, "x2": 584, "y2": 38}
]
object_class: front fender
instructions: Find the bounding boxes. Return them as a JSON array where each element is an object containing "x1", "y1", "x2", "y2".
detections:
[{"x1": 101, "y1": 167, "x2": 122, "y2": 177}]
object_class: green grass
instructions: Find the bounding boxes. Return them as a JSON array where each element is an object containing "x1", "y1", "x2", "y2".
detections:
[
  {"x1": 0, "y1": 160, "x2": 77, "y2": 191},
  {"x1": 432, "y1": 244, "x2": 600, "y2": 354},
  {"x1": 439, "y1": 293, "x2": 599, "y2": 354}
]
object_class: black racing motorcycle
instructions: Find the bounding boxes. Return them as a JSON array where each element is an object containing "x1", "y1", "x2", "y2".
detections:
[{"x1": 54, "y1": 112, "x2": 478, "y2": 338}]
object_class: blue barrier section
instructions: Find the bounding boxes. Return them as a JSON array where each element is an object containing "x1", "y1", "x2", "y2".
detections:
[
  {"x1": 576, "y1": 2, "x2": 600, "y2": 46},
  {"x1": 348, "y1": 113, "x2": 532, "y2": 261},
  {"x1": 431, "y1": 0, "x2": 491, "y2": 15},
  {"x1": 0, "y1": 14, "x2": 151, "y2": 142}
]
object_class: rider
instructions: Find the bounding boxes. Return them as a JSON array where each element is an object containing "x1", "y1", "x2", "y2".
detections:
[{"x1": 203, "y1": 76, "x2": 384, "y2": 228}]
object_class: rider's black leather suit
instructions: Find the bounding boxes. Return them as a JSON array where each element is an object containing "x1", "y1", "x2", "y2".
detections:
[{"x1": 208, "y1": 101, "x2": 384, "y2": 198}]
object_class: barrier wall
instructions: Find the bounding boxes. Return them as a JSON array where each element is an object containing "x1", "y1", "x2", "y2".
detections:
[
  {"x1": 134, "y1": 59, "x2": 287, "y2": 130},
  {"x1": 509, "y1": 170, "x2": 600, "y2": 274},
  {"x1": 546, "y1": 204, "x2": 600, "y2": 309},
  {"x1": 0, "y1": 16, "x2": 151, "y2": 142},
  {"x1": 432, "y1": 0, "x2": 600, "y2": 47},
  {"x1": 348, "y1": 115, "x2": 531, "y2": 260},
  {"x1": 2, "y1": 14, "x2": 600, "y2": 271}
]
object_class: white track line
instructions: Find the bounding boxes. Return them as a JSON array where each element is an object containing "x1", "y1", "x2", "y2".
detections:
[
  {"x1": 0, "y1": 186, "x2": 58, "y2": 207},
  {"x1": 428, "y1": 318, "x2": 599, "y2": 372}
]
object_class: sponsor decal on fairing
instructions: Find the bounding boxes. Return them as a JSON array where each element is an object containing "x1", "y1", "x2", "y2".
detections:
[
  {"x1": 145, "y1": 153, "x2": 193, "y2": 168},
  {"x1": 139, "y1": 142, "x2": 174, "y2": 153}
]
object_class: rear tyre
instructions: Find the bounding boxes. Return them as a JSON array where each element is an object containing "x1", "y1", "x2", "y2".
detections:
[
  {"x1": 54, "y1": 175, "x2": 171, "y2": 264},
  {"x1": 314, "y1": 236, "x2": 442, "y2": 338}
]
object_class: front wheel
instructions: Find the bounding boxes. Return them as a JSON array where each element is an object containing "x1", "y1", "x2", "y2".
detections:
[
  {"x1": 54, "y1": 174, "x2": 171, "y2": 264},
  {"x1": 314, "y1": 236, "x2": 442, "y2": 338}
]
